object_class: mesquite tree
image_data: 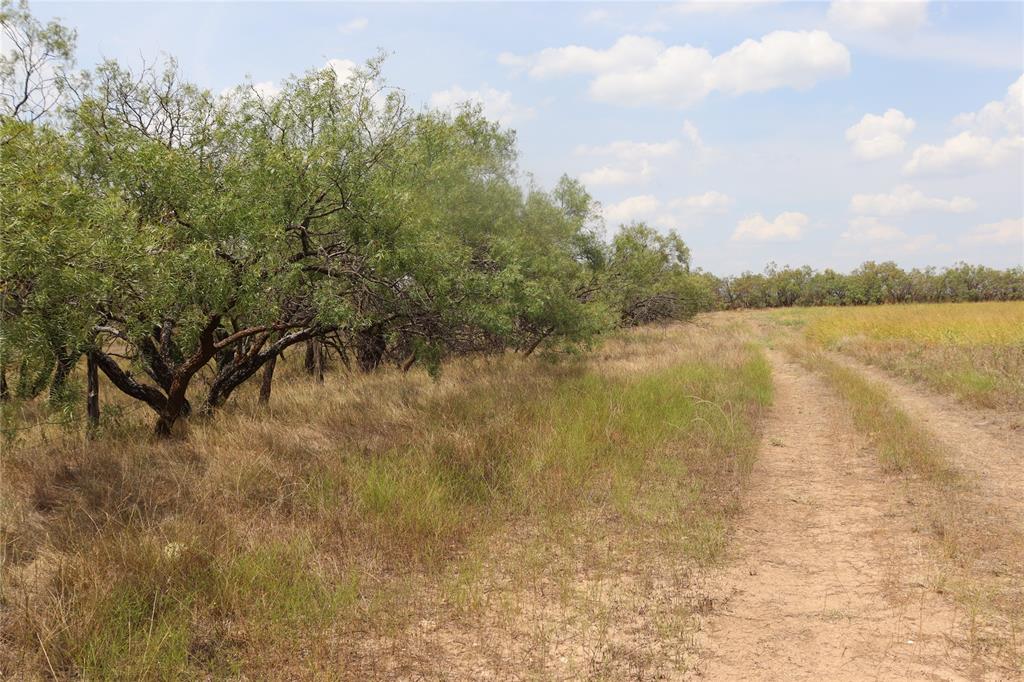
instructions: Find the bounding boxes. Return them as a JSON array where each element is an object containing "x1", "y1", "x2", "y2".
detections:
[
  {"x1": 55, "y1": 58, "x2": 327, "y2": 434},
  {"x1": 0, "y1": 117, "x2": 131, "y2": 407},
  {"x1": 1, "y1": 0, "x2": 75, "y2": 129},
  {"x1": 2, "y1": 4, "x2": 719, "y2": 437},
  {"x1": 604, "y1": 223, "x2": 711, "y2": 327}
]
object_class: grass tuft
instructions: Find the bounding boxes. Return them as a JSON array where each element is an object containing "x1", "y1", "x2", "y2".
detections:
[{"x1": 1, "y1": 320, "x2": 771, "y2": 678}]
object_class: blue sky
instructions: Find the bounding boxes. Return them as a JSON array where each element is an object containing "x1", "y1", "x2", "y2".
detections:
[{"x1": 34, "y1": 1, "x2": 1024, "y2": 275}]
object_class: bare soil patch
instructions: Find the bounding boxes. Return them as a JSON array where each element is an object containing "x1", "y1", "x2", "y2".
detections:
[
  {"x1": 696, "y1": 349, "x2": 974, "y2": 680},
  {"x1": 832, "y1": 353, "x2": 1024, "y2": 522}
]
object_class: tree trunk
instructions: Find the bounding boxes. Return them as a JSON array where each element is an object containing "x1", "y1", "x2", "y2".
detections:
[
  {"x1": 523, "y1": 328, "x2": 553, "y2": 357},
  {"x1": 401, "y1": 352, "x2": 417, "y2": 373},
  {"x1": 49, "y1": 346, "x2": 78, "y2": 401},
  {"x1": 86, "y1": 352, "x2": 100, "y2": 431},
  {"x1": 155, "y1": 377, "x2": 189, "y2": 437},
  {"x1": 151, "y1": 315, "x2": 221, "y2": 437},
  {"x1": 202, "y1": 327, "x2": 325, "y2": 413},
  {"x1": 312, "y1": 340, "x2": 325, "y2": 383},
  {"x1": 93, "y1": 350, "x2": 168, "y2": 414},
  {"x1": 258, "y1": 353, "x2": 277, "y2": 405},
  {"x1": 0, "y1": 366, "x2": 8, "y2": 402},
  {"x1": 304, "y1": 341, "x2": 316, "y2": 375}
]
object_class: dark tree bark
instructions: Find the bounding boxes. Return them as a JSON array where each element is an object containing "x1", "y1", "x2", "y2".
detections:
[
  {"x1": 0, "y1": 366, "x2": 8, "y2": 402},
  {"x1": 204, "y1": 327, "x2": 325, "y2": 412},
  {"x1": 92, "y1": 350, "x2": 168, "y2": 414},
  {"x1": 138, "y1": 336, "x2": 192, "y2": 417},
  {"x1": 258, "y1": 353, "x2": 277, "y2": 405},
  {"x1": 312, "y1": 339, "x2": 325, "y2": 383},
  {"x1": 86, "y1": 352, "x2": 100, "y2": 431},
  {"x1": 49, "y1": 346, "x2": 79, "y2": 400},
  {"x1": 355, "y1": 327, "x2": 386, "y2": 372},
  {"x1": 139, "y1": 336, "x2": 175, "y2": 390},
  {"x1": 94, "y1": 317, "x2": 219, "y2": 437},
  {"x1": 153, "y1": 316, "x2": 221, "y2": 437},
  {"x1": 523, "y1": 327, "x2": 553, "y2": 357},
  {"x1": 155, "y1": 379, "x2": 187, "y2": 437},
  {"x1": 304, "y1": 340, "x2": 316, "y2": 374}
]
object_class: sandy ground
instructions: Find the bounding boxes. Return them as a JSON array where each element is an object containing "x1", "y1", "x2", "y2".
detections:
[
  {"x1": 695, "y1": 349, "x2": 974, "y2": 681},
  {"x1": 345, "y1": 333, "x2": 1022, "y2": 679},
  {"x1": 833, "y1": 353, "x2": 1024, "y2": 524}
]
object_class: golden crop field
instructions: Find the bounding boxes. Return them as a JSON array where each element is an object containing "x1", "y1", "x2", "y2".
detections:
[
  {"x1": 775, "y1": 302, "x2": 1024, "y2": 411},
  {"x1": 797, "y1": 301, "x2": 1024, "y2": 347}
]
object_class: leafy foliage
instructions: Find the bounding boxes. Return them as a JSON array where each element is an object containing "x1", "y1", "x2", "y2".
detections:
[
  {"x1": 1, "y1": 7, "x2": 709, "y2": 436},
  {"x1": 712, "y1": 261, "x2": 1024, "y2": 310}
]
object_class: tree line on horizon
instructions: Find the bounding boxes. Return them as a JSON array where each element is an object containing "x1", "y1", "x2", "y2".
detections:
[
  {"x1": 2, "y1": 2, "x2": 1021, "y2": 437},
  {"x1": 703, "y1": 260, "x2": 1024, "y2": 310}
]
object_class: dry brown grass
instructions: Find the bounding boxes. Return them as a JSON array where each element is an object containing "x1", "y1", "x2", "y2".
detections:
[{"x1": 1, "y1": 320, "x2": 771, "y2": 679}]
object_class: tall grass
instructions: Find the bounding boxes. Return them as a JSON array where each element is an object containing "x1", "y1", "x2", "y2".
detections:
[
  {"x1": 797, "y1": 301, "x2": 1024, "y2": 346},
  {"x1": 777, "y1": 301, "x2": 1024, "y2": 410},
  {"x1": 1, "y1": 321, "x2": 770, "y2": 678},
  {"x1": 783, "y1": 341, "x2": 953, "y2": 480}
]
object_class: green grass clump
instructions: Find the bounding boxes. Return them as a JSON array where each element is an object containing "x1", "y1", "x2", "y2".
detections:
[
  {"x1": 785, "y1": 342, "x2": 952, "y2": 480},
  {"x1": 3, "y1": 322, "x2": 773, "y2": 678},
  {"x1": 31, "y1": 532, "x2": 354, "y2": 680}
]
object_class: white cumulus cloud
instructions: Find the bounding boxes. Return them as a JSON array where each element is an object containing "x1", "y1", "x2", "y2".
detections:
[
  {"x1": 221, "y1": 58, "x2": 358, "y2": 102},
  {"x1": 575, "y1": 139, "x2": 681, "y2": 160},
  {"x1": 338, "y1": 18, "x2": 369, "y2": 34},
  {"x1": 841, "y1": 217, "x2": 943, "y2": 253},
  {"x1": 903, "y1": 131, "x2": 1021, "y2": 175},
  {"x1": 905, "y1": 76, "x2": 1024, "y2": 176},
  {"x1": 898, "y1": 233, "x2": 939, "y2": 253},
  {"x1": 245, "y1": 81, "x2": 280, "y2": 99},
  {"x1": 960, "y1": 218, "x2": 1024, "y2": 245},
  {"x1": 953, "y1": 74, "x2": 1023, "y2": 136},
  {"x1": 670, "y1": 191, "x2": 732, "y2": 212},
  {"x1": 845, "y1": 109, "x2": 916, "y2": 160},
  {"x1": 581, "y1": 163, "x2": 653, "y2": 186},
  {"x1": 710, "y1": 31, "x2": 850, "y2": 95},
  {"x1": 429, "y1": 85, "x2": 536, "y2": 125},
  {"x1": 501, "y1": 30, "x2": 850, "y2": 108},
  {"x1": 324, "y1": 59, "x2": 358, "y2": 83},
  {"x1": 731, "y1": 212, "x2": 808, "y2": 242},
  {"x1": 604, "y1": 195, "x2": 662, "y2": 224},
  {"x1": 849, "y1": 185, "x2": 976, "y2": 215},
  {"x1": 603, "y1": 190, "x2": 731, "y2": 228},
  {"x1": 575, "y1": 123, "x2": 712, "y2": 187},
  {"x1": 840, "y1": 216, "x2": 907, "y2": 242},
  {"x1": 575, "y1": 140, "x2": 675, "y2": 186},
  {"x1": 828, "y1": 0, "x2": 928, "y2": 33}
]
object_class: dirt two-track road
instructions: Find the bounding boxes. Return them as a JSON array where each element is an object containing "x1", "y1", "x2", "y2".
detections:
[
  {"x1": 696, "y1": 346, "x2": 1023, "y2": 681},
  {"x1": 346, "y1": 323, "x2": 1022, "y2": 680}
]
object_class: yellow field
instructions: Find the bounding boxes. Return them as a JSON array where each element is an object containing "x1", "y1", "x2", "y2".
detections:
[
  {"x1": 773, "y1": 302, "x2": 1024, "y2": 411},
  {"x1": 794, "y1": 301, "x2": 1024, "y2": 347}
]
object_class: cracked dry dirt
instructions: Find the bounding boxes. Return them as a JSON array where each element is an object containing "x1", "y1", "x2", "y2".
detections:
[{"x1": 350, "y1": 340, "x2": 1022, "y2": 680}]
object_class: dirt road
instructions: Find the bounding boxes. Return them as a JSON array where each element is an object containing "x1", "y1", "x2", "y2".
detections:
[
  {"x1": 697, "y1": 349, "x2": 973, "y2": 680},
  {"x1": 833, "y1": 354, "x2": 1024, "y2": 523}
]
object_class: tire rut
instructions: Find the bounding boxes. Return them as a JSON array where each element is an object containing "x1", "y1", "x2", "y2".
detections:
[
  {"x1": 696, "y1": 349, "x2": 971, "y2": 680},
  {"x1": 830, "y1": 353, "x2": 1024, "y2": 523}
]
